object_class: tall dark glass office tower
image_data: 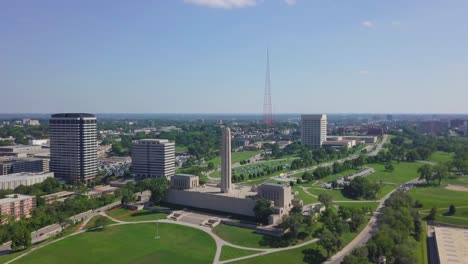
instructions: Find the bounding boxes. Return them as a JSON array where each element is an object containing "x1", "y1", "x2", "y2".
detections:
[{"x1": 49, "y1": 113, "x2": 97, "y2": 183}]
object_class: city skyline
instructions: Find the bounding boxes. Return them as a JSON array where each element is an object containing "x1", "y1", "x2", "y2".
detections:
[{"x1": 2, "y1": 0, "x2": 468, "y2": 114}]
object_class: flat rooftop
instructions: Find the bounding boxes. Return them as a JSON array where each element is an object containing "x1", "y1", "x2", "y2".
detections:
[
  {"x1": 434, "y1": 226, "x2": 468, "y2": 264},
  {"x1": 185, "y1": 184, "x2": 257, "y2": 199},
  {"x1": 174, "y1": 174, "x2": 198, "y2": 178},
  {"x1": 0, "y1": 172, "x2": 53, "y2": 181},
  {"x1": 51, "y1": 113, "x2": 95, "y2": 118},
  {"x1": 0, "y1": 194, "x2": 34, "y2": 205},
  {"x1": 40, "y1": 191, "x2": 75, "y2": 198}
]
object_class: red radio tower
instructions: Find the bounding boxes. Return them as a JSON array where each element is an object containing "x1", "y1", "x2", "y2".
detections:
[{"x1": 263, "y1": 49, "x2": 273, "y2": 125}]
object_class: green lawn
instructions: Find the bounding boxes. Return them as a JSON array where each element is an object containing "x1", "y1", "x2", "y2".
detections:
[
  {"x1": 232, "y1": 244, "x2": 326, "y2": 264},
  {"x1": 106, "y1": 207, "x2": 131, "y2": 218},
  {"x1": 14, "y1": 223, "x2": 216, "y2": 264},
  {"x1": 441, "y1": 175, "x2": 468, "y2": 186},
  {"x1": 409, "y1": 186, "x2": 468, "y2": 226},
  {"x1": 292, "y1": 186, "x2": 318, "y2": 205},
  {"x1": 429, "y1": 151, "x2": 454, "y2": 164},
  {"x1": 213, "y1": 224, "x2": 271, "y2": 249},
  {"x1": 120, "y1": 209, "x2": 168, "y2": 222},
  {"x1": 209, "y1": 151, "x2": 262, "y2": 166},
  {"x1": 365, "y1": 162, "x2": 421, "y2": 184},
  {"x1": 307, "y1": 188, "x2": 354, "y2": 202},
  {"x1": 409, "y1": 186, "x2": 468, "y2": 209},
  {"x1": 86, "y1": 215, "x2": 115, "y2": 227},
  {"x1": 220, "y1": 246, "x2": 262, "y2": 261},
  {"x1": 175, "y1": 146, "x2": 188, "y2": 153},
  {"x1": 376, "y1": 184, "x2": 397, "y2": 199}
]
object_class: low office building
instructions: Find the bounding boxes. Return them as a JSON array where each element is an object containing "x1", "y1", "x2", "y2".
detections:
[
  {"x1": 0, "y1": 145, "x2": 44, "y2": 158},
  {"x1": 132, "y1": 139, "x2": 176, "y2": 178},
  {"x1": 12, "y1": 158, "x2": 49, "y2": 174},
  {"x1": 170, "y1": 174, "x2": 199, "y2": 190},
  {"x1": 0, "y1": 158, "x2": 49, "y2": 175},
  {"x1": 322, "y1": 140, "x2": 356, "y2": 149},
  {"x1": 40, "y1": 191, "x2": 76, "y2": 204},
  {"x1": 0, "y1": 159, "x2": 13, "y2": 175},
  {"x1": 28, "y1": 139, "x2": 49, "y2": 146},
  {"x1": 0, "y1": 172, "x2": 54, "y2": 190},
  {"x1": 0, "y1": 194, "x2": 36, "y2": 221}
]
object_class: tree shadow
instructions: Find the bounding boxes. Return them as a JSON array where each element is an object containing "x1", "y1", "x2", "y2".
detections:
[{"x1": 302, "y1": 248, "x2": 326, "y2": 264}]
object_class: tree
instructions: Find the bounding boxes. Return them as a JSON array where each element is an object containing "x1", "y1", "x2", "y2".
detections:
[
  {"x1": 318, "y1": 228, "x2": 342, "y2": 258},
  {"x1": 417, "y1": 164, "x2": 433, "y2": 183},
  {"x1": 448, "y1": 205, "x2": 456, "y2": 216},
  {"x1": 93, "y1": 217, "x2": 108, "y2": 231},
  {"x1": 207, "y1": 162, "x2": 215, "y2": 171},
  {"x1": 349, "y1": 212, "x2": 365, "y2": 232},
  {"x1": 10, "y1": 223, "x2": 31, "y2": 250},
  {"x1": 384, "y1": 162, "x2": 394, "y2": 172},
  {"x1": 145, "y1": 177, "x2": 170, "y2": 204},
  {"x1": 280, "y1": 213, "x2": 303, "y2": 239},
  {"x1": 254, "y1": 198, "x2": 274, "y2": 225},
  {"x1": 318, "y1": 193, "x2": 333, "y2": 208},
  {"x1": 433, "y1": 164, "x2": 449, "y2": 186},
  {"x1": 427, "y1": 207, "x2": 437, "y2": 221}
]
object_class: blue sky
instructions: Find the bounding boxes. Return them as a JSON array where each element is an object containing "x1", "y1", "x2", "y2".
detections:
[{"x1": 1, "y1": 0, "x2": 467, "y2": 114}]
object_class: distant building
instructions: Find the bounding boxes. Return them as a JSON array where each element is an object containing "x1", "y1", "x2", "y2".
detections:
[
  {"x1": 9, "y1": 158, "x2": 49, "y2": 174},
  {"x1": 0, "y1": 194, "x2": 36, "y2": 221},
  {"x1": 367, "y1": 126, "x2": 384, "y2": 136},
  {"x1": 322, "y1": 140, "x2": 356, "y2": 149},
  {"x1": 418, "y1": 120, "x2": 449, "y2": 135},
  {"x1": 0, "y1": 172, "x2": 54, "y2": 190},
  {"x1": 22, "y1": 119, "x2": 40, "y2": 126},
  {"x1": 131, "y1": 139, "x2": 175, "y2": 178},
  {"x1": 301, "y1": 114, "x2": 327, "y2": 148},
  {"x1": 49, "y1": 113, "x2": 97, "y2": 183},
  {"x1": 0, "y1": 145, "x2": 43, "y2": 158},
  {"x1": 40, "y1": 191, "x2": 75, "y2": 204},
  {"x1": 28, "y1": 139, "x2": 49, "y2": 146},
  {"x1": 171, "y1": 174, "x2": 199, "y2": 190}
]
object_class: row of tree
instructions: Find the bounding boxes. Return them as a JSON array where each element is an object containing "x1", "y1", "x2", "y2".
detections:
[{"x1": 343, "y1": 191, "x2": 423, "y2": 264}]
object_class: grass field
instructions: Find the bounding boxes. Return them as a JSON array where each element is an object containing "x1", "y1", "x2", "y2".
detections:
[
  {"x1": 307, "y1": 188, "x2": 352, "y2": 201},
  {"x1": 175, "y1": 146, "x2": 188, "y2": 153},
  {"x1": 213, "y1": 224, "x2": 271, "y2": 249},
  {"x1": 106, "y1": 208, "x2": 167, "y2": 222},
  {"x1": 209, "y1": 151, "x2": 262, "y2": 166},
  {"x1": 231, "y1": 244, "x2": 326, "y2": 264},
  {"x1": 334, "y1": 201, "x2": 379, "y2": 211},
  {"x1": 86, "y1": 215, "x2": 115, "y2": 228},
  {"x1": 409, "y1": 186, "x2": 468, "y2": 226},
  {"x1": 220, "y1": 246, "x2": 262, "y2": 261},
  {"x1": 429, "y1": 151, "x2": 454, "y2": 164},
  {"x1": 14, "y1": 223, "x2": 216, "y2": 264},
  {"x1": 292, "y1": 186, "x2": 318, "y2": 205},
  {"x1": 365, "y1": 162, "x2": 421, "y2": 184}
]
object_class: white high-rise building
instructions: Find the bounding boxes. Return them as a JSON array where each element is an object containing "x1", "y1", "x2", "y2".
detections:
[
  {"x1": 301, "y1": 114, "x2": 327, "y2": 148},
  {"x1": 221, "y1": 127, "x2": 232, "y2": 193},
  {"x1": 131, "y1": 139, "x2": 175, "y2": 178},
  {"x1": 50, "y1": 113, "x2": 97, "y2": 183}
]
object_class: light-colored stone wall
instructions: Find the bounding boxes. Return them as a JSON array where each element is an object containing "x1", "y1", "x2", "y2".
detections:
[{"x1": 165, "y1": 189, "x2": 256, "y2": 217}]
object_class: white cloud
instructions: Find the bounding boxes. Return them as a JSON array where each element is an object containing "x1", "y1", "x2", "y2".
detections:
[
  {"x1": 184, "y1": 0, "x2": 257, "y2": 9},
  {"x1": 284, "y1": 0, "x2": 296, "y2": 6},
  {"x1": 391, "y1": 20, "x2": 401, "y2": 26},
  {"x1": 361, "y1": 20, "x2": 374, "y2": 28},
  {"x1": 359, "y1": 70, "x2": 369, "y2": 75}
]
